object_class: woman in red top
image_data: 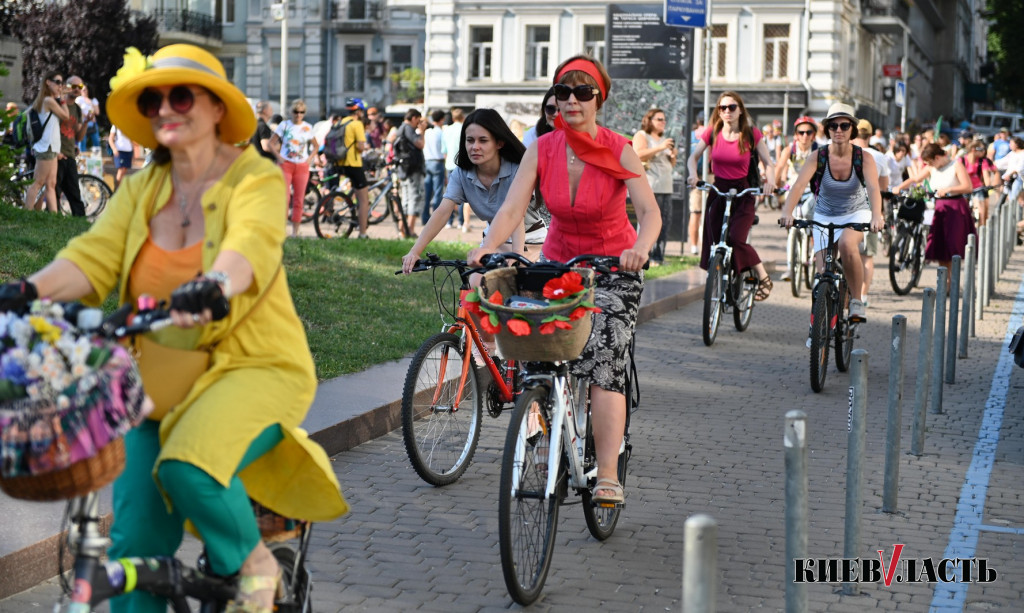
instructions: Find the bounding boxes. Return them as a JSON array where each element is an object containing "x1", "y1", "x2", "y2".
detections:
[
  {"x1": 686, "y1": 91, "x2": 777, "y2": 300},
  {"x1": 962, "y1": 138, "x2": 999, "y2": 226},
  {"x1": 469, "y1": 55, "x2": 660, "y2": 505}
]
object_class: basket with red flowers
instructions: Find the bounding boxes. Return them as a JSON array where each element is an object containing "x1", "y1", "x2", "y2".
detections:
[{"x1": 464, "y1": 267, "x2": 600, "y2": 362}]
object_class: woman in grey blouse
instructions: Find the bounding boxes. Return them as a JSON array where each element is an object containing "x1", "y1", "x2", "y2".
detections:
[{"x1": 402, "y1": 109, "x2": 527, "y2": 273}]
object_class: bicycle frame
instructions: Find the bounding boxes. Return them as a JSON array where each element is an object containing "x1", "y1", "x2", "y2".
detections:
[{"x1": 449, "y1": 288, "x2": 517, "y2": 405}]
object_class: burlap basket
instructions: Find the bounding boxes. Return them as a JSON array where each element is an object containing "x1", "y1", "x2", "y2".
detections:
[{"x1": 480, "y1": 267, "x2": 595, "y2": 362}]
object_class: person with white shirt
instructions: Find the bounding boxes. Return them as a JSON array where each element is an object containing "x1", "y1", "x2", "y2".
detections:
[
  {"x1": 998, "y1": 137, "x2": 1024, "y2": 207},
  {"x1": 869, "y1": 128, "x2": 887, "y2": 150},
  {"x1": 441, "y1": 107, "x2": 470, "y2": 231},
  {"x1": 421, "y1": 110, "x2": 447, "y2": 226},
  {"x1": 107, "y1": 124, "x2": 136, "y2": 188},
  {"x1": 885, "y1": 142, "x2": 912, "y2": 184},
  {"x1": 854, "y1": 119, "x2": 890, "y2": 308}
]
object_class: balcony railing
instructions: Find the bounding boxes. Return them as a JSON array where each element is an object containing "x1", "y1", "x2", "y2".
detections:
[
  {"x1": 330, "y1": 1, "x2": 383, "y2": 21},
  {"x1": 860, "y1": 0, "x2": 910, "y2": 23},
  {"x1": 152, "y1": 9, "x2": 222, "y2": 41}
]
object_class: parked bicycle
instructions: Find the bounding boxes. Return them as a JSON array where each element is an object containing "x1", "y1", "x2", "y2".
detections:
[
  {"x1": 313, "y1": 162, "x2": 410, "y2": 239},
  {"x1": 7, "y1": 302, "x2": 313, "y2": 613},
  {"x1": 485, "y1": 253, "x2": 642, "y2": 606},
  {"x1": 694, "y1": 181, "x2": 762, "y2": 345},
  {"x1": 12, "y1": 155, "x2": 111, "y2": 219},
  {"x1": 782, "y1": 186, "x2": 815, "y2": 298},
  {"x1": 397, "y1": 253, "x2": 523, "y2": 486},
  {"x1": 888, "y1": 190, "x2": 933, "y2": 295},
  {"x1": 788, "y1": 219, "x2": 871, "y2": 392}
]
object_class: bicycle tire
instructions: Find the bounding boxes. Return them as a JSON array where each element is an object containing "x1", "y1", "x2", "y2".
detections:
[
  {"x1": 58, "y1": 174, "x2": 111, "y2": 219},
  {"x1": 802, "y1": 232, "x2": 814, "y2": 290},
  {"x1": 499, "y1": 385, "x2": 560, "y2": 606},
  {"x1": 580, "y1": 380, "x2": 627, "y2": 540},
  {"x1": 389, "y1": 191, "x2": 410, "y2": 237},
  {"x1": 834, "y1": 281, "x2": 853, "y2": 372},
  {"x1": 401, "y1": 332, "x2": 482, "y2": 486},
  {"x1": 702, "y1": 252, "x2": 725, "y2": 346},
  {"x1": 302, "y1": 180, "x2": 321, "y2": 223},
  {"x1": 888, "y1": 225, "x2": 922, "y2": 295},
  {"x1": 788, "y1": 229, "x2": 802, "y2": 298},
  {"x1": 270, "y1": 543, "x2": 312, "y2": 613},
  {"x1": 365, "y1": 180, "x2": 390, "y2": 226},
  {"x1": 809, "y1": 285, "x2": 831, "y2": 393},
  {"x1": 313, "y1": 189, "x2": 357, "y2": 239},
  {"x1": 732, "y1": 271, "x2": 755, "y2": 331}
]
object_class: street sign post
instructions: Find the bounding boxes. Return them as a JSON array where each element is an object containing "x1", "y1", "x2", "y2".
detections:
[
  {"x1": 894, "y1": 81, "x2": 905, "y2": 108},
  {"x1": 664, "y1": 0, "x2": 706, "y2": 29}
]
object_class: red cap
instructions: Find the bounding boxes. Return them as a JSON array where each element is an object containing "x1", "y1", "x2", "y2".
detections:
[{"x1": 793, "y1": 115, "x2": 816, "y2": 128}]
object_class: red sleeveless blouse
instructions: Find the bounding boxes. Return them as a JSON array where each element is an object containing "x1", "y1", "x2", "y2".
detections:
[{"x1": 536, "y1": 127, "x2": 638, "y2": 263}]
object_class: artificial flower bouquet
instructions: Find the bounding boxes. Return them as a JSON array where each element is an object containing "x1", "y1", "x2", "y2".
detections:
[
  {"x1": 466, "y1": 268, "x2": 600, "y2": 362},
  {"x1": 0, "y1": 301, "x2": 150, "y2": 498}
]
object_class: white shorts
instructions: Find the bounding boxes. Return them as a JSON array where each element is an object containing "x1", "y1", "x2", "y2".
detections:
[{"x1": 812, "y1": 209, "x2": 871, "y2": 254}]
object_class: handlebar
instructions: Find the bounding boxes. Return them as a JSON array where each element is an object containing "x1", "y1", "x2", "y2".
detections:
[
  {"x1": 398, "y1": 252, "x2": 649, "y2": 278},
  {"x1": 694, "y1": 180, "x2": 763, "y2": 199},
  {"x1": 786, "y1": 219, "x2": 871, "y2": 232}
]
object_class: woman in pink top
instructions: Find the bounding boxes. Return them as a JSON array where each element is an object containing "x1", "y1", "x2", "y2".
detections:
[
  {"x1": 686, "y1": 91, "x2": 777, "y2": 300},
  {"x1": 469, "y1": 55, "x2": 661, "y2": 505}
]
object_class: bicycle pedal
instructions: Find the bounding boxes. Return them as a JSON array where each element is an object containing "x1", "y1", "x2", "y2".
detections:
[{"x1": 594, "y1": 501, "x2": 625, "y2": 510}]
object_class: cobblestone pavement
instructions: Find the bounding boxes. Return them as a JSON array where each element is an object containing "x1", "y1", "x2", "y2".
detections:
[{"x1": 5, "y1": 213, "x2": 1023, "y2": 612}]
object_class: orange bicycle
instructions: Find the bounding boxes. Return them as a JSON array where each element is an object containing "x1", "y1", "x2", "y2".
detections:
[{"x1": 398, "y1": 253, "x2": 523, "y2": 485}]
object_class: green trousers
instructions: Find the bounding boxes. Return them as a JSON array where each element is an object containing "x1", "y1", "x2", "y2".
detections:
[{"x1": 108, "y1": 420, "x2": 283, "y2": 613}]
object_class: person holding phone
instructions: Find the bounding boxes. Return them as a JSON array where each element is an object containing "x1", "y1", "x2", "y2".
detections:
[{"x1": 633, "y1": 108, "x2": 676, "y2": 265}]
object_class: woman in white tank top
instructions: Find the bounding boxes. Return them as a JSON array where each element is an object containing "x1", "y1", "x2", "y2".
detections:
[
  {"x1": 24, "y1": 72, "x2": 70, "y2": 213},
  {"x1": 895, "y1": 142, "x2": 975, "y2": 275}
]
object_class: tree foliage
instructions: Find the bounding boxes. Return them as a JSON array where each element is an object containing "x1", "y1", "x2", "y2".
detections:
[
  {"x1": 986, "y1": 0, "x2": 1024, "y2": 109},
  {"x1": 11, "y1": 0, "x2": 158, "y2": 113}
]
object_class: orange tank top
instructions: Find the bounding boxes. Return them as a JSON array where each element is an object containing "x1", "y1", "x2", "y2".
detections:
[{"x1": 128, "y1": 237, "x2": 204, "y2": 349}]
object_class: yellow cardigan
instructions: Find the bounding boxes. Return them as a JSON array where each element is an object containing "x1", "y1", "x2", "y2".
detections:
[{"x1": 56, "y1": 146, "x2": 348, "y2": 523}]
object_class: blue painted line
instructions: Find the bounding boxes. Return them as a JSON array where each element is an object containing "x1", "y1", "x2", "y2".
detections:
[
  {"x1": 930, "y1": 271, "x2": 1024, "y2": 612},
  {"x1": 977, "y1": 524, "x2": 1024, "y2": 536}
]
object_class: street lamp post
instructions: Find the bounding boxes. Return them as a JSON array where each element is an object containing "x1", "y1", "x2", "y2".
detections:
[{"x1": 272, "y1": 1, "x2": 288, "y2": 113}]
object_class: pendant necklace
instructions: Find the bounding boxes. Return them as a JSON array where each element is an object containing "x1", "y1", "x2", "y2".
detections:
[{"x1": 172, "y1": 146, "x2": 221, "y2": 228}]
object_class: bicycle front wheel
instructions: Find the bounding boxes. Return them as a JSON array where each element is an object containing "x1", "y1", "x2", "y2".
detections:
[
  {"x1": 888, "y1": 225, "x2": 922, "y2": 295},
  {"x1": 313, "y1": 190, "x2": 357, "y2": 239},
  {"x1": 702, "y1": 252, "x2": 725, "y2": 346},
  {"x1": 365, "y1": 181, "x2": 390, "y2": 225},
  {"x1": 787, "y1": 229, "x2": 802, "y2": 298},
  {"x1": 733, "y1": 271, "x2": 756, "y2": 331},
  {"x1": 79, "y1": 174, "x2": 111, "y2": 219},
  {"x1": 809, "y1": 286, "x2": 831, "y2": 393},
  {"x1": 834, "y1": 281, "x2": 854, "y2": 372},
  {"x1": 499, "y1": 385, "x2": 560, "y2": 606},
  {"x1": 302, "y1": 181, "x2": 321, "y2": 223},
  {"x1": 401, "y1": 332, "x2": 482, "y2": 486}
]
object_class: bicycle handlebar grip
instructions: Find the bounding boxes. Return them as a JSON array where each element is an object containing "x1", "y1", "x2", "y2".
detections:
[{"x1": 695, "y1": 180, "x2": 706, "y2": 188}]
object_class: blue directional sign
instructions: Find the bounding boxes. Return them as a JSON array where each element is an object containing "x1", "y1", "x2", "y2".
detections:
[
  {"x1": 894, "y1": 80, "x2": 905, "y2": 108},
  {"x1": 664, "y1": 0, "x2": 707, "y2": 29}
]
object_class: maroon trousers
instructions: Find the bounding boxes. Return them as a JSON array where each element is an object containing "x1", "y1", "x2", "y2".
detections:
[{"x1": 700, "y1": 177, "x2": 761, "y2": 273}]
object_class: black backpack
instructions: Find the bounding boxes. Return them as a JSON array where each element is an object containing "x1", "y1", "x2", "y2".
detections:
[
  {"x1": 394, "y1": 126, "x2": 424, "y2": 177},
  {"x1": 808, "y1": 145, "x2": 865, "y2": 197},
  {"x1": 323, "y1": 119, "x2": 353, "y2": 164},
  {"x1": 7, "y1": 109, "x2": 50, "y2": 151}
]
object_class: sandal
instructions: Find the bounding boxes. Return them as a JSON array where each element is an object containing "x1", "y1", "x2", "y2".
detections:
[
  {"x1": 754, "y1": 276, "x2": 773, "y2": 302},
  {"x1": 592, "y1": 478, "x2": 624, "y2": 505}
]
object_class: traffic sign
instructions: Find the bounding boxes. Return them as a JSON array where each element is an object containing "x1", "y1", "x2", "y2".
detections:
[
  {"x1": 664, "y1": 0, "x2": 706, "y2": 29},
  {"x1": 894, "y1": 81, "x2": 905, "y2": 108},
  {"x1": 882, "y1": 64, "x2": 902, "y2": 78}
]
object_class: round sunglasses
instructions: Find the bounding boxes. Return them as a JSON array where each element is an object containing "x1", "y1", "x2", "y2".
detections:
[
  {"x1": 137, "y1": 86, "x2": 206, "y2": 118},
  {"x1": 553, "y1": 83, "x2": 599, "y2": 102}
]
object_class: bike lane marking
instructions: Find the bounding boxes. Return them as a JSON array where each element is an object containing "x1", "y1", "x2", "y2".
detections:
[{"x1": 930, "y1": 271, "x2": 1024, "y2": 612}]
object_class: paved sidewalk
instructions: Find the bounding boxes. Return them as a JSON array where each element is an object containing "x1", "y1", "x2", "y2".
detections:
[{"x1": 4, "y1": 211, "x2": 1023, "y2": 611}]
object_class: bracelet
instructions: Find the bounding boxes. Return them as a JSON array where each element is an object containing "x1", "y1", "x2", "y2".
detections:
[{"x1": 204, "y1": 270, "x2": 232, "y2": 299}]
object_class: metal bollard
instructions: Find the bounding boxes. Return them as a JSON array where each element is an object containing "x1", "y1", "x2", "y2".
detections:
[
  {"x1": 945, "y1": 256, "x2": 960, "y2": 383},
  {"x1": 785, "y1": 411, "x2": 808, "y2": 613},
  {"x1": 930, "y1": 267, "x2": 947, "y2": 414},
  {"x1": 988, "y1": 210, "x2": 998, "y2": 299},
  {"x1": 842, "y1": 350, "x2": 869, "y2": 596},
  {"x1": 911, "y1": 288, "x2": 936, "y2": 456},
  {"x1": 978, "y1": 225, "x2": 988, "y2": 318},
  {"x1": 964, "y1": 236, "x2": 976, "y2": 343},
  {"x1": 683, "y1": 514, "x2": 717, "y2": 613},
  {"x1": 883, "y1": 316, "x2": 907, "y2": 513}
]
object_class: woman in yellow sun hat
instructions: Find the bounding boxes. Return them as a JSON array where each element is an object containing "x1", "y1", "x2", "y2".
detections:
[{"x1": 0, "y1": 44, "x2": 347, "y2": 613}]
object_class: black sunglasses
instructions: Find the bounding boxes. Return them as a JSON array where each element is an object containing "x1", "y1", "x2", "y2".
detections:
[
  {"x1": 796, "y1": 129, "x2": 815, "y2": 136},
  {"x1": 137, "y1": 86, "x2": 202, "y2": 118},
  {"x1": 293, "y1": 110, "x2": 306, "y2": 115},
  {"x1": 49, "y1": 78, "x2": 63, "y2": 85},
  {"x1": 827, "y1": 121, "x2": 853, "y2": 132},
  {"x1": 718, "y1": 103, "x2": 738, "y2": 113},
  {"x1": 544, "y1": 104, "x2": 557, "y2": 116},
  {"x1": 553, "y1": 83, "x2": 599, "y2": 102}
]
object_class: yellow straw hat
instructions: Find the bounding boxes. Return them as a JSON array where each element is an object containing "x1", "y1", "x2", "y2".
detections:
[{"x1": 106, "y1": 44, "x2": 255, "y2": 150}]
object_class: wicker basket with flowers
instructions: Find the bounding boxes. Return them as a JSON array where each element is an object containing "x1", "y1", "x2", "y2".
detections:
[{"x1": 0, "y1": 301, "x2": 151, "y2": 501}]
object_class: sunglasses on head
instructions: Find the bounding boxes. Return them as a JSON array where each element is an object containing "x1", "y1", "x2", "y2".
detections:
[
  {"x1": 796, "y1": 129, "x2": 814, "y2": 136},
  {"x1": 544, "y1": 104, "x2": 558, "y2": 116},
  {"x1": 137, "y1": 86, "x2": 202, "y2": 118},
  {"x1": 718, "y1": 103, "x2": 738, "y2": 113},
  {"x1": 973, "y1": 145, "x2": 985, "y2": 151},
  {"x1": 552, "y1": 83, "x2": 599, "y2": 102},
  {"x1": 827, "y1": 121, "x2": 853, "y2": 132}
]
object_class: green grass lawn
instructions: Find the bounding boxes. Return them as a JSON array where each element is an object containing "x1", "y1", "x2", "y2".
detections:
[{"x1": 1, "y1": 204, "x2": 695, "y2": 380}]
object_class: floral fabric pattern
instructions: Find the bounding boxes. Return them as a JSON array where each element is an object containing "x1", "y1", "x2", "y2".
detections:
[
  {"x1": 274, "y1": 120, "x2": 315, "y2": 164},
  {"x1": 568, "y1": 271, "x2": 643, "y2": 394}
]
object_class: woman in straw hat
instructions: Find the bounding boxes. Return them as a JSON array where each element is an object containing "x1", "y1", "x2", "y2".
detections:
[
  {"x1": 0, "y1": 44, "x2": 347, "y2": 612},
  {"x1": 468, "y1": 54, "x2": 661, "y2": 505},
  {"x1": 780, "y1": 102, "x2": 883, "y2": 321}
]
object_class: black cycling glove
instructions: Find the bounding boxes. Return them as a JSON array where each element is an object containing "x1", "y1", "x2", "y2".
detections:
[
  {"x1": 170, "y1": 276, "x2": 230, "y2": 321},
  {"x1": 0, "y1": 278, "x2": 39, "y2": 315}
]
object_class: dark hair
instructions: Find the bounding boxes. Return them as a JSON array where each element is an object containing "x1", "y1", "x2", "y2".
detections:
[
  {"x1": 430, "y1": 109, "x2": 446, "y2": 123},
  {"x1": 456, "y1": 108, "x2": 525, "y2": 171},
  {"x1": 641, "y1": 108, "x2": 665, "y2": 134},
  {"x1": 404, "y1": 108, "x2": 422, "y2": 121},
  {"x1": 920, "y1": 143, "x2": 945, "y2": 161},
  {"x1": 1012, "y1": 137, "x2": 1024, "y2": 149},
  {"x1": 708, "y1": 91, "x2": 754, "y2": 153},
  {"x1": 534, "y1": 86, "x2": 556, "y2": 138},
  {"x1": 271, "y1": 113, "x2": 283, "y2": 124},
  {"x1": 891, "y1": 142, "x2": 908, "y2": 154}
]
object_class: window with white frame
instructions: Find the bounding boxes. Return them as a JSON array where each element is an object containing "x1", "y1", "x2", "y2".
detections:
[
  {"x1": 345, "y1": 45, "x2": 366, "y2": 92},
  {"x1": 469, "y1": 26, "x2": 493, "y2": 80},
  {"x1": 584, "y1": 25, "x2": 605, "y2": 61},
  {"x1": 701, "y1": 25, "x2": 728, "y2": 79},
  {"x1": 525, "y1": 25, "x2": 550, "y2": 80},
  {"x1": 215, "y1": 0, "x2": 236, "y2": 24},
  {"x1": 763, "y1": 24, "x2": 789, "y2": 80},
  {"x1": 269, "y1": 48, "x2": 300, "y2": 100}
]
